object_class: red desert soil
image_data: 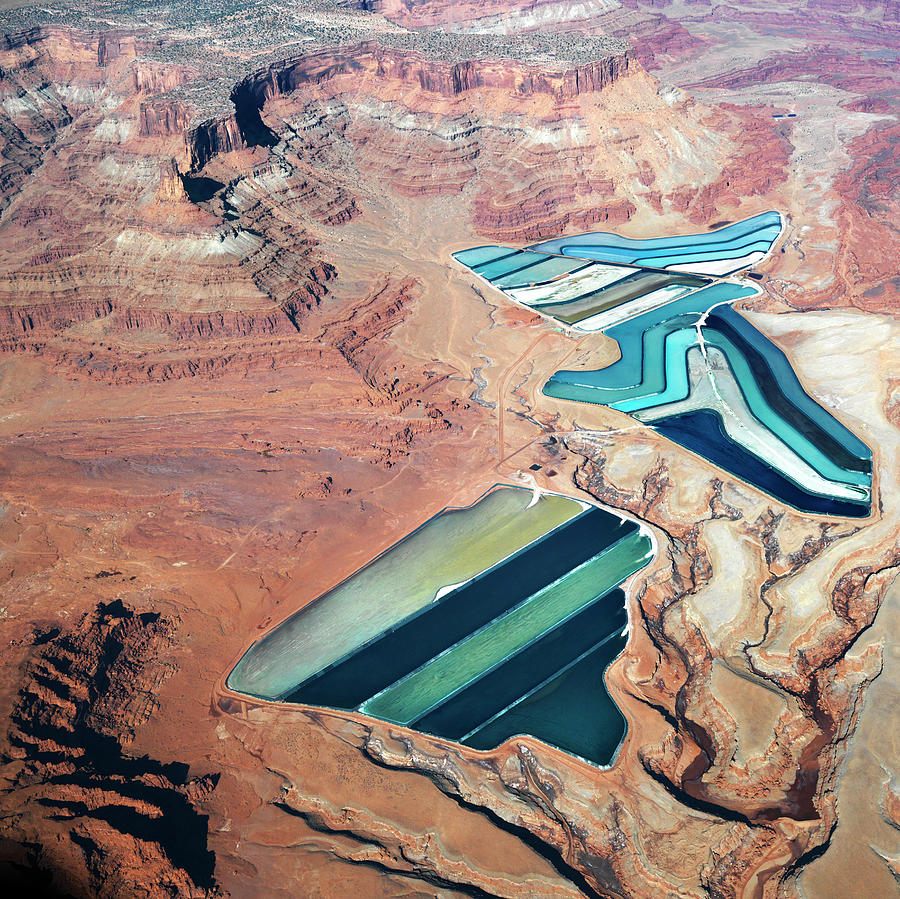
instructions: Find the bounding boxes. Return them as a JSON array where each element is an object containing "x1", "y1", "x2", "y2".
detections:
[{"x1": 0, "y1": 1, "x2": 898, "y2": 896}]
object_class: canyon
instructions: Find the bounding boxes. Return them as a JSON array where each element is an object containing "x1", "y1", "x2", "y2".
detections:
[{"x1": 0, "y1": 1, "x2": 897, "y2": 897}]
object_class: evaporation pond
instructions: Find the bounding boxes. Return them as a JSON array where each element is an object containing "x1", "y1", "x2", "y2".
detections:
[
  {"x1": 228, "y1": 484, "x2": 655, "y2": 765},
  {"x1": 227, "y1": 485, "x2": 586, "y2": 700}
]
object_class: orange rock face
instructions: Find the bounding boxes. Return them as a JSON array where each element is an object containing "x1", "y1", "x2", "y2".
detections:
[{"x1": 0, "y1": 1, "x2": 898, "y2": 897}]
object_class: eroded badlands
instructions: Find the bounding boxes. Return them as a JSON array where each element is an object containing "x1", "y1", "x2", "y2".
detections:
[{"x1": 0, "y1": 1, "x2": 898, "y2": 896}]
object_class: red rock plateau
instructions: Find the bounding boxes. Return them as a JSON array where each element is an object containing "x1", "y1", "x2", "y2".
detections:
[{"x1": 0, "y1": 1, "x2": 897, "y2": 897}]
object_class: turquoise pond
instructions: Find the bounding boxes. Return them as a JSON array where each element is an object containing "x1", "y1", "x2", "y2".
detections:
[
  {"x1": 528, "y1": 211, "x2": 783, "y2": 274},
  {"x1": 451, "y1": 212, "x2": 784, "y2": 330},
  {"x1": 228, "y1": 486, "x2": 653, "y2": 766},
  {"x1": 224, "y1": 213, "x2": 872, "y2": 773},
  {"x1": 454, "y1": 213, "x2": 873, "y2": 517}
]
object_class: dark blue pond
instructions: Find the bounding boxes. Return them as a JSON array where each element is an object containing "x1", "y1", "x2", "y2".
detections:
[
  {"x1": 414, "y1": 588, "x2": 629, "y2": 766},
  {"x1": 464, "y1": 630, "x2": 628, "y2": 765},
  {"x1": 651, "y1": 409, "x2": 870, "y2": 518}
]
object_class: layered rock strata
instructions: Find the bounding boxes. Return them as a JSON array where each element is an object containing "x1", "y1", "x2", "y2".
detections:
[{"x1": 0, "y1": 1, "x2": 897, "y2": 897}]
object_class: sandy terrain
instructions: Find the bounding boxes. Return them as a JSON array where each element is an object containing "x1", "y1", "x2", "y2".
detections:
[{"x1": 0, "y1": 1, "x2": 897, "y2": 896}]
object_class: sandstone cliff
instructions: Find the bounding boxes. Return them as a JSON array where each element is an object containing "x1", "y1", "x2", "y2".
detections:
[{"x1": 185, "y1": 41, "x2": 631, "y2": 170}]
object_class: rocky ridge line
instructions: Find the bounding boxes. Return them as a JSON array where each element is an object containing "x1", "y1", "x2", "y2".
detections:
[{"x1": 182, "y1": 41, "x2": 631, "y2": 171}]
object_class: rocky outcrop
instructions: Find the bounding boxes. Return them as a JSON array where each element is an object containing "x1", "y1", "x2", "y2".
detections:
[
  {"x1": 829, "y1": 120, "x2": 900, "y2": 312},
  {"x1": 0, "y1": 601, "x2": 219, "y2": 897},
  {"x1": 546, "y1": 425, "x2": 897, "y2": 888},
  {"x1": 0, "y1": 23, "x2": 347, "y2": 377},
  {"x1": 185, "y1": 41, "x2": 631, "y2": 169},
  {"x1": 687, "y1": 47, "x2": 900, "y2": 94},
  {"x1": 155, "y1": 156, "x2": 189, "y2": 204},
  {"x1": 0, "y1": 24, "x2": 161, "y2": 80},
  {"x1": 140, "y1": 98, "x2": 192, "y2": 137},
  {"x1": 0, "y1": 298, "x2": 301, "y2": 341},
  {"x1": 185, "y1": 115, "x2": 248, "y2": 171},
  {"x1": 132, "y1": 60, "x2": 197, "y2": 95},
  {"x1": 205, "y1": 52, "x2": 755, "y2": 244},
  {"x1": 249, "y1": 41, "x2": 629, "y2": 100},
  {"x1": 668, "y1": 103, "x2": 791, "y2": 224},
  {"x1": 277, "y1": 784, "x2": 587, "y2": 898},
  {"x1": 473, "y1": 183, "x2": 636, "y2": 241}
]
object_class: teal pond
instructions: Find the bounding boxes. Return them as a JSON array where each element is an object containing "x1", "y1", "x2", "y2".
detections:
[
  {"x1": 228, "y1": 485, "x2": 654, "y2": 766},
  {"x1": 454, "y1": 212, "x2": 872, "y2": 518},
  {"x1": 227, "y1": 212, "x2": 873, "y2": 773}
]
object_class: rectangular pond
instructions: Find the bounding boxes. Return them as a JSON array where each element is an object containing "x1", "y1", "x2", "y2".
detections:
[{"x1": 228, "y1": 485, "x2": 585, "y2": 700}]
